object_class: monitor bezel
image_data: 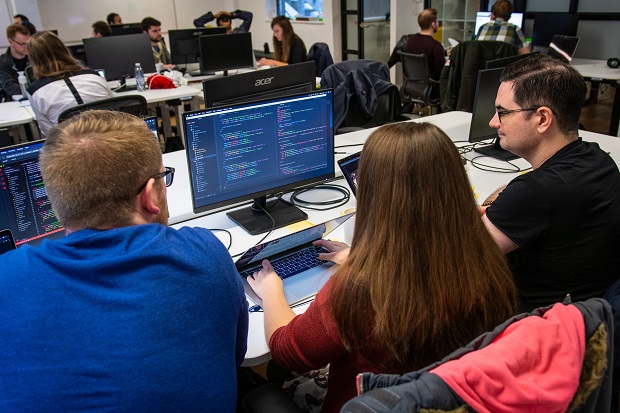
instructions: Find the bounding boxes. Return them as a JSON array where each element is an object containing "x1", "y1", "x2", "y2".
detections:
[
  {"x1": 183, "y1": 89, "x2": 335, "y2": 217},
  {"x1": 109, "y1": 23, "x2": 143, "y2": 36},
  {"x1": 198, "y1": 32, "x2": 255, "y2": 75}
]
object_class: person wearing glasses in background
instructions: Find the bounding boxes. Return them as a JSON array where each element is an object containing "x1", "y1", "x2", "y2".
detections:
[
  {"x1": 0, "y1": 110, "x2": 248, "y2": 412},
  {"x1": 480, "y1": 54, "x2": 620, "y2": 312},
  {"x1": 0, "y1": 24, "x2": 30, "y2": 101}
]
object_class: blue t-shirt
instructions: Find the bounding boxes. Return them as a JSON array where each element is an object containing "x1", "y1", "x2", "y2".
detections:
[{"x1": 0, "y1": 224, "x2": 248, "y2": 412}]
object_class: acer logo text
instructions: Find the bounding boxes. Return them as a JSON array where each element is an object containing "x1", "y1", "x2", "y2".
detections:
[{"x1": 255, "y1": 77, "x2": 274, "y2": 86}]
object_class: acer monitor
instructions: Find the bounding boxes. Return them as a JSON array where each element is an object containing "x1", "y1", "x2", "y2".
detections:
[
  {"x1": 198, "y1": 32, "x2": 255, "y2": 76},
  {"x1": 202, "y1": 61, "x2": 316, "y2": 108},
  {"x1": 169, "y1": 27, "x2": 227, "y2": 66},
  {"x1": 183, "y1": 89, "x2": 334, "y2": 235},
  {"x1": 110, "y1": 23, "x2": 143, "y2": 36}
]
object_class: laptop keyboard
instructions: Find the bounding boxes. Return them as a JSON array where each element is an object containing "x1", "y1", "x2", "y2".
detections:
[{"x1": 240, "y1": 245, "x2": 330, "y2": 280}]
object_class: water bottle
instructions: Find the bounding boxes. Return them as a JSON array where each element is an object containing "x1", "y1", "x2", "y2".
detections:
[
  {"x1": 18, "y1": 71, "x2": 28, "y2": 96},
  {"x1": 134, "y1": 63, "x2": 145, "y2": 92}
]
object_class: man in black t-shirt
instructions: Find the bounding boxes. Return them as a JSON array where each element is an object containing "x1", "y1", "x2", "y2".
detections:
[
  {"x1": 480, "y1": 55, "x2": 620, "y2": 312},
  {"x1": 0, "y1": 24, "x2": 30, "y2": 101}
]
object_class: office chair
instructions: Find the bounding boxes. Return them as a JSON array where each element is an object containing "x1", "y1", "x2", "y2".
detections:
[
  {"x1": 307, "y1": 42, "x2": 334, "y2": 77},
  {"x1": 397, "y1": 51, "x2": 441, "y2": 116},
  {"x1": 57, "y1": 94, "x2": 148, "y2": 123},
  {"x1": 0, "y1": 128, "x2": 12, "y2": 148},
  {"x1": 320, "y1": 60, "x2": 409, "y2": 134}
]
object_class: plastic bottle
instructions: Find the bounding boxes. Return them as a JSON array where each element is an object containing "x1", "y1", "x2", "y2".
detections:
[
  {"x1": 17, "y1": 71, "x2": 28, "y2": 96},
  {"x1": 134, "y1": 63, "x2": 145, "y2": 92}
]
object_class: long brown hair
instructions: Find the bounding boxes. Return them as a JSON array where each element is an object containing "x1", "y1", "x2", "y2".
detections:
[
  {"x1": 27, "y1": 31, "x2": 84, "y2": 79},
  {"x1": 271, "y1": 16, "x2": 303, "y2": 63},
  {"x1": 328, "y1": 122, "x2": 517, "y2": 371}
]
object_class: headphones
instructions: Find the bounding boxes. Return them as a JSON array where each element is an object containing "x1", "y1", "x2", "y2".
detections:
[{"x1": 608, "y1": 58, "x2": 620, "y2": 69}]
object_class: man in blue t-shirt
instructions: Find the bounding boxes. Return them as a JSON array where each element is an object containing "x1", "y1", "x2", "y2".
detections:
[
  {"x1": 0, "y1": 110, "x2": 248, "y2": 412},
  {"x1": 479, "y1": 55, "x2": 620, "y2": 312}
]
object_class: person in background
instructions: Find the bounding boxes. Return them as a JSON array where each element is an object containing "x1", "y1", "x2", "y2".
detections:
[
  {"x1": 107, "y1": 12, "x2": 122, "y2": 25},
  {"x1": 193, "y1": 9, "x2": 253, "y2": 33},
  {"x1": 26, "y1": 31, "x2": 113, "y2": 136},
  {"x1": 0, "y1": 110, "x2": 248, "y2": 412},
  {"x1": 404, "y1": 8, "x2": 445, "y2": 83},
  {"x1": 258, "y1": 16, "x2": 307, "y2": 67},
  {"x1": 476, "y1": 0, "x2": 530, "y2": 54},
  {"x1": 248, "y1": 122, "x2": 517, "y2": 412},
  {"x1": 481, "y1": 54, "x2": 620, "y2": 312},
  {"x1": 141, "y1": 16, "x2": 175, "y2": 70},
  {"x1": 13, "y1": 14, "x2": 36, "y2": 34},
  {"x1": 0, "y1": 24, "x2": 30, "y2": 101},
  {"x1": 91, "y1": 20, "x2": 112, "y2": 38}
]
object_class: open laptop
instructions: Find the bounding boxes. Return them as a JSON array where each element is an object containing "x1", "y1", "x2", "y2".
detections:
[
  {"x1": 337, "y1": 151, "x2": 361, "y2": 196},
  {"x1": 144, "y1": 116, "x2": 158, "y2": 139},
  {"x1": 236, "y1": 213, "x2": 354, "y2": 306},
  {"x1": 0, "y1": 229, "x2": 16, "y2": 255},
  {"x1": 547, "y1": 35, "x2": 580, "y2": 62}
]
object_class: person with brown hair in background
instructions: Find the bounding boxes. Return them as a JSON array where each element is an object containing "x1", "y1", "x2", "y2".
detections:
[
  {"x1": 404, "y1": 8, "x2": 445, "y2": 82},
  {"x1": 91, "y1": 20, "x2": 112, "y2": 37},
  {"x1": 0, "y1": 24, "x2": 30, "y2": 101},
  {"x1": 25, "y1": 31, "x2": 113, "y2": 135},
  {"x1": 258, "y1": 16, "x2": 307, "y2": 67},
  {"x1": 107, "y1": 12, "x2": 122, "y2": 25},
  {"x1": 141, "y1": 16, "x2": 175, "y2": 70},
  {"x1": 248, "y1": 121, "x2": 518, "y2": 412},
  {"x1": 476, "y1": 0, "x2": 530, "y2": 54}
]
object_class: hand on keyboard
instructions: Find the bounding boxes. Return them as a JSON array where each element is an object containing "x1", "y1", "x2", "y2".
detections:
[
  {"x1": 313, "y1": 239, "x2": 351, "y2": 265},
  {"x1": 246, "y1": 259, "x2": 283, "y2": 301}
]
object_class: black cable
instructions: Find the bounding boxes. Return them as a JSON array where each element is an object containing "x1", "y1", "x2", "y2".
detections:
[
  {"x1": 282, "y1": 184, "x2": 351, "y2": 211},
  {"x1": 208, "y1": 228, "x2": 232, "y2": 250},
  {"x1": 334, "y1": 143, "x2": 364, "y2": 150},
  {"x1": 468, "y1": 155, "x2": 530, "y2": 173}
]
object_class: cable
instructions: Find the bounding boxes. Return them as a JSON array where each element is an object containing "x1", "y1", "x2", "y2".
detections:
[
  {"x1": 208, "y1": 228, "x2": 232, "y2": 250},
  {"x1": 282, "y1": 184, "x2": 351, "y2": 211},
  {"x1": 334, "y1": 143, "x2": 364, "y2": 150},
  {"x1": 468, "y1": 155, "x2": 531, "y2": 173}
]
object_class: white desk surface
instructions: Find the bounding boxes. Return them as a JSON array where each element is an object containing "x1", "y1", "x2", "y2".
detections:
[
  {"x1": 114, "y1": 84, "x2": 201, "y2": 103},
  {"x1": 572, "y1": 58, "x2": 620, "y2": 81},
  {"x1": 0, "y1": 101, "x2": 35, "y2": 128},
  {"x1": 164, "y1": 110, "x2": 620, "y2": 366}
]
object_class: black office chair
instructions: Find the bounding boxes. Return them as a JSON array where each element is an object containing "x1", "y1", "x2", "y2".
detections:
[
  {"x1": 397, "y1": 51, "x2": 441, "y2": 116},
  {"x1": 0, "y1": 128, "x2": 12, "y2": 148},
  {"x1": 57, "y1": 94, "x2": 148, "y2": 123}
]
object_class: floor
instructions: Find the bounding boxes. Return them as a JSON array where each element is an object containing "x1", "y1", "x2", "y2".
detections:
[{"x1": 581, "y1": 82, "x2": 616, "y2": 135}]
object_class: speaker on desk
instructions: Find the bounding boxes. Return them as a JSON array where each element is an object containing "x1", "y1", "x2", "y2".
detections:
[{"x1": 607, "y1": 57, "x2": 620, "y2": 69}]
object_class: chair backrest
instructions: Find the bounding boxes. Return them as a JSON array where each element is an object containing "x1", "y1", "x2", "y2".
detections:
[
  {"x1": 57, "y1": 94, "x2": 148, "y2": 123},
  {"x1": 398, "y1": 51, "x2": 433, "y2": 102},
  {"x1": 0, "y1": 128, "x2": 12, "y2": 148},
  {"x1": 307, "y1": 42, "x2": 334, "y2": 77}
]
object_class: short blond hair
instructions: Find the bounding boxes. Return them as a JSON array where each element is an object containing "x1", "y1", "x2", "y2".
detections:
[{"x1": 40, "y1": 110, "x2": 162, "y2": 230}]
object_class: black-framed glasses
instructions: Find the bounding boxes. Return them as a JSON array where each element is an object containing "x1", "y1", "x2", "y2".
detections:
[
  {"x1": 9, "y1": 37, "x2": 28, "y2": 47},
  {"x1": 136, "y1": 166, "x2": 175, "y2": 194},
  {"x1": 495, "y1": 107, "x2": 541, "y2": 123}
]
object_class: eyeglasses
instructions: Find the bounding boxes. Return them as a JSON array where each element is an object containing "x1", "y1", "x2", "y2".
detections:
[
  {"x1": 9, "y1": 38, "x2": 28, "y2": 47},
  {"x1": 495, "y1": 107, "x2": 541, "y2": 123},
  {"x1": 136, "y1": 166, "x2": 175, "y2": 194}
]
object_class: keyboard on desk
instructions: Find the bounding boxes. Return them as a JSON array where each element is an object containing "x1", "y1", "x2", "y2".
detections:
[{"x1": 239, "y1": 245, "x2": 330, "y2": 280}]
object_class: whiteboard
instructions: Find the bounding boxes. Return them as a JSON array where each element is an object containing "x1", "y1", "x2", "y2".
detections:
[{"x1": 0, "y1": 0, "x2": 11, "y2": 48}]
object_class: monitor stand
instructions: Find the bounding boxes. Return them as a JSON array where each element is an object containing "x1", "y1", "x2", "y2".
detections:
[
  {"x1": 474, "y1": 139, "x2": 519, "y2": 161},
  {"x1": 227, "y1": 196, "x2": 308, "y2": 235},
  {"x1": 115, "y1": 76, "x2": 137, "y2": 93}
]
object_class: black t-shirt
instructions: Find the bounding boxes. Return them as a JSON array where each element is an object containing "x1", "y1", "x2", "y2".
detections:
[
  {"x1": 486, "y1": 138, "x2": 620, "y2": 311},
  {"x1": 13, "y1": 55, "x2": 28, "y2": 72},
  {"x1": 287, "y1": 36, "x2": 307, "y2": 64}
]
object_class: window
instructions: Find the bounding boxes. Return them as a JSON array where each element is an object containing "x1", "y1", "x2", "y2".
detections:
[{"x1": 276, "y1": 0, "x2": 323, "y2": 20}]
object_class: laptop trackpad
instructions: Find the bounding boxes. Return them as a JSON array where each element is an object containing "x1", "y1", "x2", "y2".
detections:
[{"x1": 283, "y1": 264, "x2": 334, "y2": 305}]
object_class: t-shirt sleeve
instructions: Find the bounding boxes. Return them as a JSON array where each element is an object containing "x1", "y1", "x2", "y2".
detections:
[
  {"x1": 514, "y1": 28, "x2": 528, "y2": 50},
  {"x1": 485, "y1": 176, "x2": 551, "y2": 248},
  {"x1": 269, "y1": 284, "x2": 346, "y2": 373}
]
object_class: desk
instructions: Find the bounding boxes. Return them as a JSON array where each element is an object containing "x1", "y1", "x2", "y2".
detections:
[
  {"x1": 0, "y1": 101, "x2": 38, "y2": 143},
  {"x1": 572, "y1": 58, "x2": 620, "y2": 137}
]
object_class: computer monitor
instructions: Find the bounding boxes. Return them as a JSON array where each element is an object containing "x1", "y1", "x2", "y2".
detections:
[
  {"x1": 474, "y1": 11, "x2": 523, "y2": 37},
  {"x1": 144, "y1": 116, "x2": 159, "y2": 139},
  {"x1": 169, "y1": 27, "x2": 227, "y2": 66},
  {"x1": 0, "y1": 229, "x2": 15, "y2": 255},
  {"x1": 83, "y1": 33, "x2": 156, "y2": 90},
  {"x1": 110, "y1": 23, "x2": 143, "y2": 36},
  {"x1": 0, "y1": 141, "x2": 65, "y2": 247},
  {"x1": 198, "y1": 32, "x2": 254, "y2": 76},
  {"x1": 67, "y1": 43, "x2": 88, "y2": 65},
  {"x1": 203, "y1": 61, "x2": 317, "y2": 108},
  {"x1": 531, "y1": 13, "x2": 579, "y2": 48},
  {"x1": 183, "y1": 89, "x2": 335, "y2": 235}
]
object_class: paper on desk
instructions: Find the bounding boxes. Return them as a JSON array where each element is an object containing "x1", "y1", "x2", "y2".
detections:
[{"x1": 286, "y1": 220, "x2": 314, "y2": 232}]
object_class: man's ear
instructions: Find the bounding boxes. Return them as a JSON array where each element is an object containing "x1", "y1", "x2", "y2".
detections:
[
  {"x1": 535, "y1": 106, "x2": 554, "y2": 134},
  {"x1": 138, "y1": 178, "x2": 162, "y2": 216}
]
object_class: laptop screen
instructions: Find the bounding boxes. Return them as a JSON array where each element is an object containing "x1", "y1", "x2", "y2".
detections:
[
  {"x1": 547, "y1": 35, "x2": 580, "y2": 62},
  {"x1": 0, "y1": 229, "x2": 15, "y2": 255},
  {"x1": 144, "y1": 116, "x2": 158, "y2": 139},
  {"x1": 0, "y1": 141, "x2": 65, "y2": 246},
  {"x1": 337, "y1": 151, "x2": 361, "y2": 196}
]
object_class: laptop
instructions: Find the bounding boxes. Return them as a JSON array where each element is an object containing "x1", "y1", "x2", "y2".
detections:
[
  {"x1": 0, "y1": 229, "x2": 16, "y2": 255},
  {"x1": 144, "y1": 116, "x2": 158, "y2": 139},
  {"x1": 236, "y1": 213, "x2": 354, "y2": 306},
  {"x1": 547, "y1": 35, "x2": 580, "y2": 63},
  {"x1": 0, "y1": 140, "x2": 66, "y2": 247},
  {"x1": 337, "y1": 151, "x2": 361, "y2": 196}
]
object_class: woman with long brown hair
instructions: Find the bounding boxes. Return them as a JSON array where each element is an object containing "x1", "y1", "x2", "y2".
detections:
[
  {"x1": 26, "y1": 31, "x2": 113, "y2": 136},
  {"x1": 248, "y1": 122, "x2": 517, "y2": 413},
  {"x1": 258, "y1": 16, "x2": 307, "y2": 67}
]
